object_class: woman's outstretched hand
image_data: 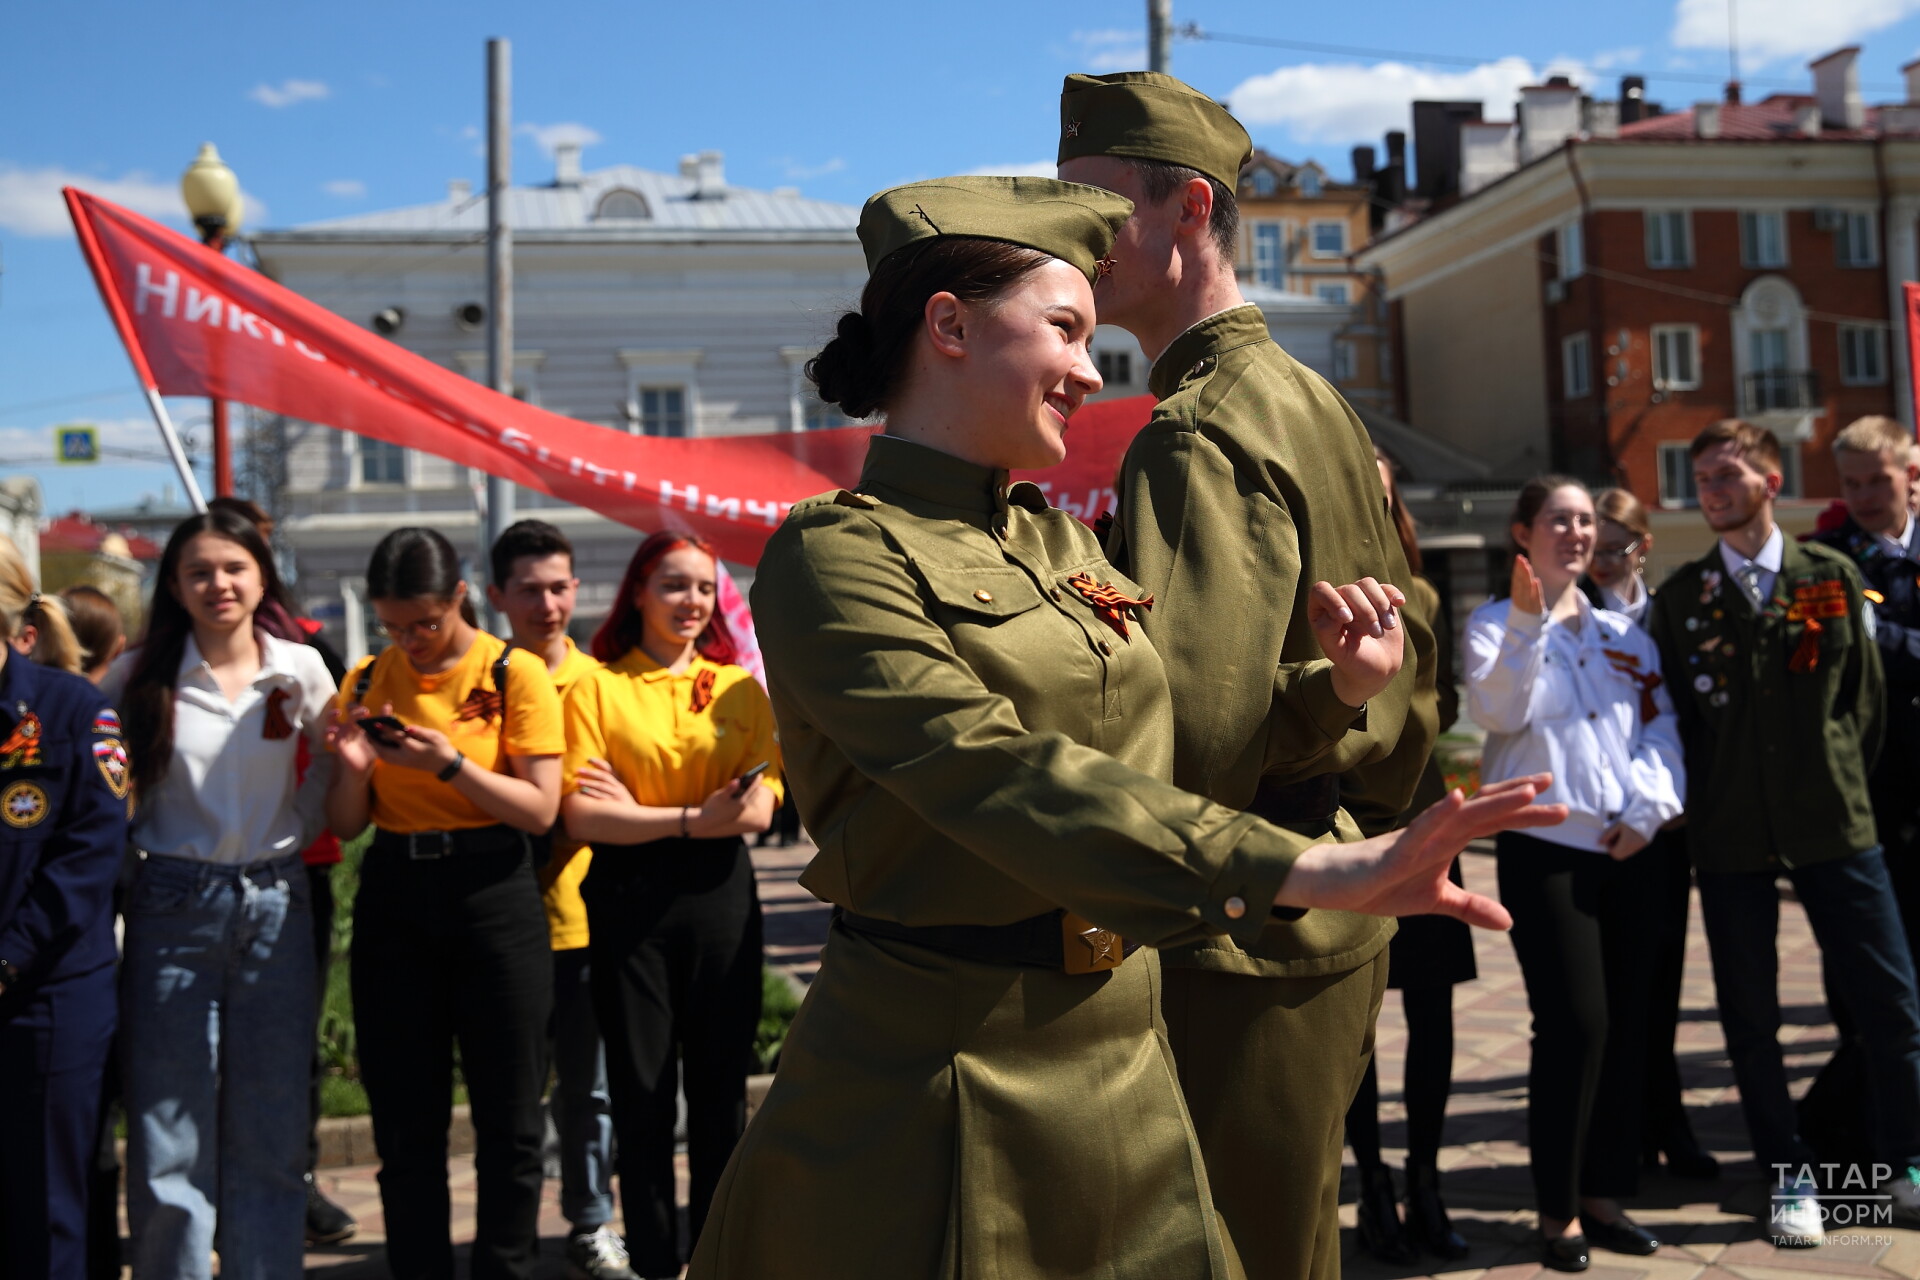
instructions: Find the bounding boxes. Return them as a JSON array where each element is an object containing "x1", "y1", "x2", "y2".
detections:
[
  {"x1": 1307, "y1": 577, "x2": 1407, "y2": 708},
  {"x1": 1274, "y1": 773, "x2": 1567, "y2": 929}
]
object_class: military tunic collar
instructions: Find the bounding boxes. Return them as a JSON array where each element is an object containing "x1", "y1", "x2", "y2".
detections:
[
  {"x1": 857, "y1": 434, "x2": 1047, "y2": 519},
  {"x1": 1147, "y1": 303, "x2": 1271, "y2": 400}
]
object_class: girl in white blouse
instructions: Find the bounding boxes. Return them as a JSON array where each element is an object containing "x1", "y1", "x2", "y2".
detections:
[
  {"x1": 108, "y1": 509, "x2": 337, "y2": 1280},
  {"x1": 1465, "y1": 476, "x2": 1684, "y2": 1273}
]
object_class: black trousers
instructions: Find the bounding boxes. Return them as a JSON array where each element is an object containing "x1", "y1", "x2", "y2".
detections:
[
  {"x1": 584, "y1": 836, "x2": 763, "y2": 1278},
  {"x1": 1497, "y1": 832, "x2": 1655, "y2": 1219},
  {"x1": 1346, "y1": 984, "x2": 1457, "y2": 1170},
  {"x1": 1635, "y1": 828, "x2": 1701, "y2": 1158},
  {"x1": 352, "y1": 838, "x2": 553, "y2": 1280},
  {"x1": 307, "y1": 860, "x2": 336, "y2": 1175}
]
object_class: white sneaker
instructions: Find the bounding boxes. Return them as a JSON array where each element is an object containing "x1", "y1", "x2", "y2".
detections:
[
  {"x1": 566, "y1": 1226, "x2": 640, "y2": 1280},
  {"x1": 1885, "y1": 1166, "x2": 1920, "y2": 1226},
  {"x1": 1770, "y1": 1195, "x2": 1825, "y2": 1248}
]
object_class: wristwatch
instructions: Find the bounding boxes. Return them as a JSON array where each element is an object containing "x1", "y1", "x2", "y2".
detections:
[{"x1": 436, "y1": 751, "x2": 466, "y2": 782}]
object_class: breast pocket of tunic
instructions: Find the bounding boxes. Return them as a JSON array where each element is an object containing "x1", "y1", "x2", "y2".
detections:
[
  {"x1": 917, "y1": 563, "x2": 1058, "y2": 703},
  {"x1": 1531, "y1": 652, "x2": 1580, "y2": 722}
]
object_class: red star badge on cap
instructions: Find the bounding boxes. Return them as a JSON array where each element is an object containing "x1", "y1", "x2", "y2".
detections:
[
  {"x1": 1065, "y1": 119, "x2": 1083, "y2": 139},
  {"x1": 1094, "y1": 255, "x2": 1116, "y2": 280}
]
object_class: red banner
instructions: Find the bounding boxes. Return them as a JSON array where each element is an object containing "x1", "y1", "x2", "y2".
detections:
[{"x1": 66, "y1": 187, "x2": 1147, "y2": 565}]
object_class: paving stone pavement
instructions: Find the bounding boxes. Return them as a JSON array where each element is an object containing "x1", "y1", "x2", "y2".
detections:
[{"x1": 103, "y1": 838, "x2": 1913, "y2": 1276}]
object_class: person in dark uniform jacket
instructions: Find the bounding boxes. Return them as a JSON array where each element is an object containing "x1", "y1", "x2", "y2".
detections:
[{"x1": 0, "y1": 534, "x2": 131, "y2": 1279}]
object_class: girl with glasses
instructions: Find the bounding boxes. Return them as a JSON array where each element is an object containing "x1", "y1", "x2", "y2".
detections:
[{"x1": 325, "y1": 526, "x2": 564, "y2": 1280}]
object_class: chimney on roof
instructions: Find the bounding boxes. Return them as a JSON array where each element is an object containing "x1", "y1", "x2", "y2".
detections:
[
  {"x1": 1351, "y1": 144, "x2": 1376, "y2": 185},
  {"x1": 1725, "y1": 80, "x2": 1742, "y2": 104},
  {"x1": 1584, "y1": 98, "x2": 1620, "y2": 138},
  {"x1": 554, "y1": 142, "x2": 583, "y2": 187},
  {"x1": 1460, "y1": 120, "x2": 1519, "y2": 194},
  {"x1": 1411, "y1": 100, "x2": 1483, "y2": 200},
  {"x1": 1519, "y1": 81, "x2": 1583, "y2": 163},
  {"x1": 1904, "y1": 57, "x2": 1920, "y2": 105},
  {"x1": 693, "y1": 150, "x2": 726, "y2": 199},
  {"x1": 1382, "y1": 131, "x2": 1408, "y2": 205},
  {"x1": 1620, "y1": 75, "x2": 1647, "y2": 124},
  {"x1": 1795, "y1": 103, "x2": 1824, "y2": 136},
  {"x1": 679, "y1": 154, "x2": 700, "y2": 180},
  {"x1": 1811, "y1": 46, "x2": 1865, "y2": 129},
  {"x1": 1694, "y1": 102, "x2": 1722, "y2": 138},
  {"x1": 448, "y1": 178, "x2": 472, "y2": 202}
]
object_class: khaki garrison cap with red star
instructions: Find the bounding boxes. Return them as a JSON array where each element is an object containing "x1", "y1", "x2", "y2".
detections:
[
  {"x1": 1057, "y1": 71, "x2": 1253, "y2": 191},
  {"x1": 856, "y1": 175, "x2": 1134, "y2": 287}
]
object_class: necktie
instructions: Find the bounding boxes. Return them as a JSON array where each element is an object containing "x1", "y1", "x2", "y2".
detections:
[{"x1": 1738, "y1": 563, "x2": 1765, "y2": 610}]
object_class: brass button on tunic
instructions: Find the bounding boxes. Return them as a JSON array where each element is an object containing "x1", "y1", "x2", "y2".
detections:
[{"x1": 690, "y1": 435, "x2": 1318, "y2": 1280}]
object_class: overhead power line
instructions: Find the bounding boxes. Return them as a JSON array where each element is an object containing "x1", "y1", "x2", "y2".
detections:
[{"x1": 1178, "y1": 24, "x2": 1909, "y2": 95}]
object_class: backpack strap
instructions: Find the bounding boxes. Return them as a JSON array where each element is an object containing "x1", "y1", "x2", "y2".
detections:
[
  {"x1": 350, "y1": 654, "x2": 379, "y2": 705},
  {"x1": 492, "y1": 641, "x2": 515, "y2": 738}
]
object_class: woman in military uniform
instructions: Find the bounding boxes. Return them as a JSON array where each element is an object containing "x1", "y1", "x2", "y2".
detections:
[
  {"x1": 686, "y1": 176, "x2": 1563, "y2": 1280},
  {"x1": 0, "y1": 533, "x2": 130, "y2": 1279}
]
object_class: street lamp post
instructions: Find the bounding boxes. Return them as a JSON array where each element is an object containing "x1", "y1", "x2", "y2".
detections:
[{"x1": 180, "y1": 143, "x2": 244, "y2": 498}]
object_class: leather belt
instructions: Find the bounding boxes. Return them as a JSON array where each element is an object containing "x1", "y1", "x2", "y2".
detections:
[
  {"x1": 1248, "y1": 774, "x2": 1340, "y2": 835},
  {"x1": 370, "y1": 824, "x2": 531, "y2": 861},
  {"x1": 835, "y1": 908, "x2": 1138, "y2": 975}
]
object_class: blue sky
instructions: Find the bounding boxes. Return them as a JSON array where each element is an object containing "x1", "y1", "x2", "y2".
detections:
[{"x1": 7, "y1": 0, "x2": 1920, "y2": 514}]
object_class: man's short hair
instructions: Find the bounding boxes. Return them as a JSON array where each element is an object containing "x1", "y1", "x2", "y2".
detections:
[
  {"x1": 1127, "y1": 158, "x2": 1239, "y2": 261},
  {"x1": 1833, "y1": 414, "x2": 1915, "y2": 461},
  {"x1": 489, "y1": 519, "x2": 574, "y2": 586},
  {"x1": 1690, "y1": 419, "x2": 1783, "y2": 474}
]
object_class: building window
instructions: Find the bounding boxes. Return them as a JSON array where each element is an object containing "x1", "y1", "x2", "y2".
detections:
[
  {"x1": 1837, "y1": 210, "x2": 1880, "y2": 267},
  {"x1": 637, "y1": 386, "x2": 687, "y2": 437},
  {"x1": 1658, "y1": 443, "x2": 1698, "y2": 508},
  {"x1": 1645, "y1": 210, "x2": 1692, "y2": 268},
  {"x1": 1840, "y1": 324, "x2": 1888, "y2": 385},
  {"x1": 1558, "y1": 221, "x2": 1585, "y2": 280},
  {"x1": 1740, "y1": 211, "x2": 1787, "y2": 268},
  {"x1": 1651, "y1": 324, "x2": 1700, "y2": 390},
  {"x1": 1332, "y1": 341, "x2": 1355, "y2": 383},
  {"x1": 1299, "y1": 169, "x2": 1322, "y2": 197},
  {"x1": 1780, "y1": 444, "x2": 1805, "y2": 498},
  {"x1": 1562, "y1": 332, "x2": 1592, "y2": 399},
  {"x1": 359, "y1": 437, "x2": 405, "y2": 485},
  {"x1": 1315, "y1": 282, "x2": 1350, "y2": 304},
  {"x1": 1253, "y1": 223, "x2": 1285, "y2": 287},
  {"x1": 595, "y1": 189, "x2": 650, "y2": 220},
  {"x1": 802, "y1": 396, "x2": 849, "y2": 431},
  {"x1": 1096, "y1": 350, "x2": 1133, "y2": 386},
  {"x1": 1250, "y1": 168, "x2": 1278, "y2": 197},
  {"x1": 1310, "y1": 220, "x2": 1347, "y2": 258}
]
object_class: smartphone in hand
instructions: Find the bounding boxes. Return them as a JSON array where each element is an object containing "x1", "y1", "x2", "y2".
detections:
[
  {"x1": 733, "y1": 760, "x2": 771, "y2": 795},
  {"x1": 359, "y1": 714, "x2": 410, "y2": 747}
]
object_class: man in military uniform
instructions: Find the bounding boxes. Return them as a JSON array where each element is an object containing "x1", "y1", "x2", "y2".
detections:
[
  {"x1": 0, "y1": 631, "x2": 131, "y2": 1278},
  {"x1": 1648, "y1": 419, "x2": 1920, "y2": 1249},
  {"x1": 1058, "y1": 72, "x2": 1438, "y2": 1279}
]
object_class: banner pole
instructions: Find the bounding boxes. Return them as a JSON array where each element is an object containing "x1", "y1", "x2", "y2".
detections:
[
  {"x1": 483, "y1": 37, "x2": 515, "y2": 631},
  {"x1": 142, "y1": 387, "x2": 208, "y2": 513}
]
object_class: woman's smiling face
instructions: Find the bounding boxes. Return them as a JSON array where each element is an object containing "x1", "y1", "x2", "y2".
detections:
[{"x1": 952, "y1": 257, "x2": 1103, "y2": 472}]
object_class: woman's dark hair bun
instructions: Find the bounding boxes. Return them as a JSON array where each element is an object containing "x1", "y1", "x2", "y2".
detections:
[{"x1": 808, "y1": 311, "x2": 881, "y2": 420}]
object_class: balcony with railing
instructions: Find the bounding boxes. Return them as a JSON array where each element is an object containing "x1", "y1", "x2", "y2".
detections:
[{"x1": 1741, "y1": 370, "x2": 1820, "y2": 415}]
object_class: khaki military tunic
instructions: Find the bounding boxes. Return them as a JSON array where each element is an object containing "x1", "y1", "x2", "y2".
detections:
[
  {"x1": 691, "y1": 435, "x2": 1322, "y2": 1280},
  {"x1": 1107, "y1": 306, "x2": 1438, "y2": 1280}
]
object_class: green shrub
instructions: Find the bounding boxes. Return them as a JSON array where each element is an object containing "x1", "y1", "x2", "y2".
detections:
[{"x1": 756, "y1": 965, "x2": 803, "y2": 1073}]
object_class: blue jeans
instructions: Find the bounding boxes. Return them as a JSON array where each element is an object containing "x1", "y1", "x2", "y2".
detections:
[
  {"x1": 551, "y1": 947, "x2": 615, "y2": 1232},
  {"x1": 122, "y1": 853, "x2": 313, "y2": 1280},
  {"x1": 1697, "y1": 846, "x2": 1920, "y2": 1182}
]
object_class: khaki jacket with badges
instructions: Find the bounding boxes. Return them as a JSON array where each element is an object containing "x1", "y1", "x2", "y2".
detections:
[
  {"x1": 1648, "y1": 536, "x2": 1883, "y2": 873},
  {"x1": 1108, "y1": 304, "x2": 1438, "y2": 976}
]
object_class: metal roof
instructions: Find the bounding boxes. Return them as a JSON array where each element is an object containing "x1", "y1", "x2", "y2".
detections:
[{"x1": 271, "y1": 164, "x2": 860, "y2": 238}]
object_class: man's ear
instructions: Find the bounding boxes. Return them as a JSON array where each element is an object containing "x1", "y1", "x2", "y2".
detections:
[
  {"x1": 925, "y1": 291, "x2": 967, "y2": 359},
  {"x1": 485, "y1": 584, "x2": 506, "y2": 612},
  {"x1": 1174, "y1": 175, "x2": 1215, "y2": 241}
]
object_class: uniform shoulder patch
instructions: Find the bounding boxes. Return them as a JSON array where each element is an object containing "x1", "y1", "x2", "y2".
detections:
[
  {"x1": 92, "y1": 738, "x2": 130, "y2": 799},
  {"x1": 92, "y1": 708, "x2": 121, "y2": 735}
]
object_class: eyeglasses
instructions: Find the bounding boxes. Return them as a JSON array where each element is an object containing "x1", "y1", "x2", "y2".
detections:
[
  {"x1": 374, "y1": 616, "x2": 446, "y2": 641},
  {"x1": 1591, "y1": 539, "x2": 1645, "y2": 565}
]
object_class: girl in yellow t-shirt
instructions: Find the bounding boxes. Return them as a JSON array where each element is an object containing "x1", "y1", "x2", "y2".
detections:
[
  {"x1": 324, "y1": 527, "x2": 563, "y2": 1280},
  {"x1": 560, "y1": 531, "x2": 781, "y2": 1278}
]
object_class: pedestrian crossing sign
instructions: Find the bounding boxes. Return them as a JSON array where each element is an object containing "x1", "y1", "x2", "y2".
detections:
[{"x1": 55, "y1": 425, "x2": 99, "y2": 464}]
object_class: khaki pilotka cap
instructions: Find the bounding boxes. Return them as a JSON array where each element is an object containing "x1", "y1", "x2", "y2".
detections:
[
  {"x1": 857, "y1": 175, "x2": 1135, "y2": 286},
  {"x1": 1056, "y1": 71, "x2": 1253, "y2": 191}
]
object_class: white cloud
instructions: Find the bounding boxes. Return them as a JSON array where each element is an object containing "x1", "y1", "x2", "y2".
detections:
[
  {"x1": 248, "y1": 78, "x2": 330, "y2": 108},
  {"x1": 966, "y1": 160, "x2": 1059, "y2": 178},
  {"x1": 518, "y1": 122, "x2": 602, "y2": 156},
  {"x1": 1591, "y1": 46, "x2": 1646, "y2": 71},
  {"x1": 782, "y1": 157, "x2": 846, "y2": 180},
  {"x1": 1226, "y1": 57, "x2": 1562, "y2": 146},
  {"x1": 1673, "y1": 0, "x2": 1920, "y2": 63},
  {"x1": 0, "y1": 164, "x2": 269, "y2": 238},
  {"x1": 322, "y1": 179, "x2": 366, "y2": 199},
  {"x1": 1071, "y1": 28, "x2": 1148, "y2": 72}
]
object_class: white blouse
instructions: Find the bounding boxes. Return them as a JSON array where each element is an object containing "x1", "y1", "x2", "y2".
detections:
[
  {"x1": 1465, "y1": 593, "x2": 1684, "y2": 853},
  {"x1": 105, "y1": 632, "x2": 337, "y2": 864}
]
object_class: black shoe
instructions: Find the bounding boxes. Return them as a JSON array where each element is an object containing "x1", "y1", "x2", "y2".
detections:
[
  {"x1": 304, "y1": 1173, "x2": 357, "y2": 1246},
  {"x1": 1584, "y1": 1215, "x2": 1660, "y2": 1257},
  {"x1": 1355, "y1": 1164, "x2": 1418, "y2": 1265},
  {"x1": 1541, "y1": 1233, "x2": 1590, "y2": 1272},
  {"x1": 1403, "y1": 1163, "x2": 1469, "y2": 1260}
]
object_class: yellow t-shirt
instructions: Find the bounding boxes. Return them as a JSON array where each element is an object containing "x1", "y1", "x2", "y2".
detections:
[
  {"x1": 562, "y1": 650, "x2": 784, "y2": 824},
  {"x1": 540, "y1": 638, "x2": 603, "y2": 951},
  {"x1": 337, "y1": 630, "x2": 565, "y2": 833}
]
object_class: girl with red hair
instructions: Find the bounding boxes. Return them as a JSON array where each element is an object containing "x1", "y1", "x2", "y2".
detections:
[{"x1": 561, "y1": 531, "x2": 781, "y2": 1278}]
